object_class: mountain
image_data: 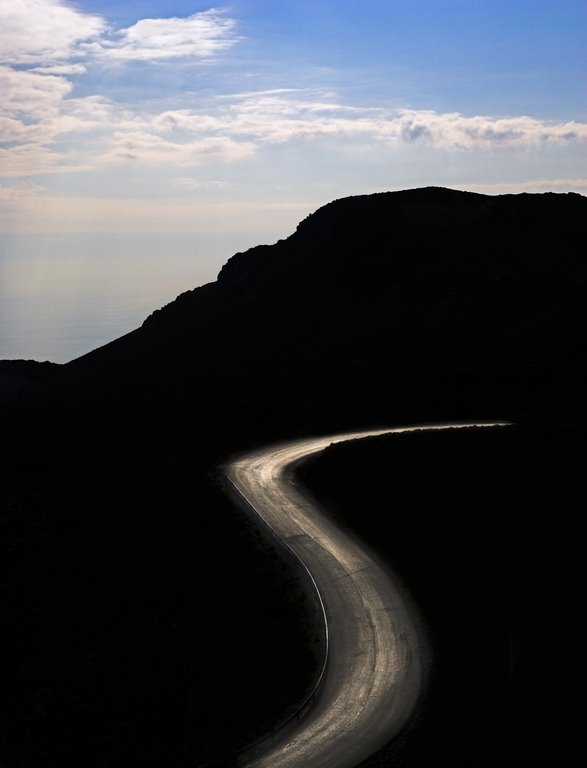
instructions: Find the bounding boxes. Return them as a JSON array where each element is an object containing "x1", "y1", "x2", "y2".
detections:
[
  {"x1": 1, "y1": 186, "x2": 586, "y2": 766},
  {"x1": 4, "y1": 186, "x2": 586, "y2": 457}
]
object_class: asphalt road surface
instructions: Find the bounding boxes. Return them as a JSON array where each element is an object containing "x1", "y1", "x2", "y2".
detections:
[{"x1": 225, "y1": 423, "x2": 507, "y2": 768}]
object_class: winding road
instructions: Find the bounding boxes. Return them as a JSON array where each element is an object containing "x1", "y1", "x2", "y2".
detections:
[{"x1": 224, "y1": 423, "x2": 508, "y2": 768}]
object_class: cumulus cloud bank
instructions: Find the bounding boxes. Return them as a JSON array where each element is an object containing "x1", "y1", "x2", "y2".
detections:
[
  {"x1": 3, "y1": 86, "x2": 587, "y2": 177},
  {"x1": 100, "y1": 93, "x2": 585, "y2": 166},
  {"x1": 0, "y1": 2, "x2": 586, "y2": 179},
  {"x1": 392, "y1": 109, "x2": 586, "y2": 149}
]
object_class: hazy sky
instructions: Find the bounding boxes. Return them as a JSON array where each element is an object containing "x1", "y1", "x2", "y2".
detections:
[{"x1": 1, "y1": 0, "x2": 586, "y2": 240}]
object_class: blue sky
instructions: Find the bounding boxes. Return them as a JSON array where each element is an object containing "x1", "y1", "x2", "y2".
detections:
[{"x1": 1, "y1": 0, "x2": 585, "y2": 239}]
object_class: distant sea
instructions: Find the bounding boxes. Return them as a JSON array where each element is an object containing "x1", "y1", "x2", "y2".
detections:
[{"x1": 0, "y1": 233, "x2": 267, "y2": 363}]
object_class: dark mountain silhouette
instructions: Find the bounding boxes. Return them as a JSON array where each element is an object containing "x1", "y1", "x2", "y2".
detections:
[
  {"x1": 3, "y1": 186, "x2": 586, "y2": 451},
  {"x1": 1, "y1": 187, "x2": 586, "y2": 765}
]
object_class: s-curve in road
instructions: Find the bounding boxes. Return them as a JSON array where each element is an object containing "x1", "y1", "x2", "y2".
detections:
[{"x1": 224, "y1": 422, "x2": 509, "y2": 768}]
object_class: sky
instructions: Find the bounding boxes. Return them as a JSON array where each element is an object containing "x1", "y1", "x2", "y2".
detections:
[{"x1": 1, "y1": 0, "x2": 586, "y2": 360}]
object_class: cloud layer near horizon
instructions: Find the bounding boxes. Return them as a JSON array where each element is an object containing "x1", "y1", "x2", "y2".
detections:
[{"x1": 3, "y1": 71, "x2": 587, "y2": 179}]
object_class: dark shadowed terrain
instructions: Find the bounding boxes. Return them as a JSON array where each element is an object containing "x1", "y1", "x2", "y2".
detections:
[
  {"x1": 1, "y1": 187, "x2": 586, "y2": 765},
  {"x1": 298, "y1": 425, "x2": 587, "y2": 767}
]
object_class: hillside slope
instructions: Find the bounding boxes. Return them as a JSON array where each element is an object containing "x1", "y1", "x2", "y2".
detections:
[
  {"x1": 68, "y1": 187, "x2": 587, "y2": 440},
  {"x1": 1, "y1": 187, "x2": 585, "y2": 765}
]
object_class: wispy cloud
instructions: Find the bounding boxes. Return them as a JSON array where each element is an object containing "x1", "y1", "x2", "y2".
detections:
[
  {"x1": 0, "y1": 143, "x2": 62, "y2": 177},
  {"x1": 85, "y1": 10, "x2": 240, "y2": 62},
  {"x1": 0, "y1": 65, "x2": 72, "y2": 118},
  {"x1": 89, "y1": 93, "x2": 587, "y2": 171},
  {"x1": 29, "y1": 64, "x2": 88, "y2": 75},
  {"x1": 0, "y1": 65, "x2": 106, "y2": 176},
  {"x1": 131, "y1": 92, "x2": 587, "y2": 152},
  {"x1": 102, "y1": 131, "x2": 255, "y2": 166},
  {"x1": 217, "y1": 94, "x2": 587, "y2": 148}
]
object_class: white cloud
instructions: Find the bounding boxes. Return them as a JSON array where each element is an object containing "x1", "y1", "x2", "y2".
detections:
[
  {"x1": 0, "y1": 66, "x2": 98, "y2": 176},
  {"x1": 2, "y1": 76, "x2": 587, "y2": 178},
  {"x1": 0, "y1": 114, "x2": 40, "y2": 144},
  {"x1": 87, "y1": 10, "x2": 239, "y2": 62},
  {"x1": 102, "y1": 131, "x2": 255, "y2": 166},
  {"x1": 64, "y1": 95, "x2": 119, "y2": 121},
  {"x1": 147, "y1": 92, "x2": 586, "y2": 150},
  {"x1": 30, "y1": 64, "x2": 88, "y2": 75},
  {"x1": 151, "y1": 110, "x2": 224, "y2": 135},
  {"x1": 0, "y1": 65, "x2": 72, "y2": 117},
  {"x1": 0, "y1": 2, "x2": 239, "y2": 67},
  {"x1": 219, "y1": 94, "x2": 587, "y2": 149},
  {"x1": 0, "y1": 0, "x2": 105, "y2": 64},
  {"x1": 389, "y1": 109, "x2": 587, "y2": 149}
]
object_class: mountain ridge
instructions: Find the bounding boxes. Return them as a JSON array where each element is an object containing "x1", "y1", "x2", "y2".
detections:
[{"x1": 2, "y1": 186, "x2": 586, "y2": 449}]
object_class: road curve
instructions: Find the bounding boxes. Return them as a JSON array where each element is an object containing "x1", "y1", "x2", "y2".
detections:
[{"x1": 224, "y1": 422, "x2": 508, "y2": 768}]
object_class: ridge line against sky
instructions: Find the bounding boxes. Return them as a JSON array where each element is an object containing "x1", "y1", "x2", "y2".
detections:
[{"x1": 1, "y1": 0, "x2": 586, "y2": 237}]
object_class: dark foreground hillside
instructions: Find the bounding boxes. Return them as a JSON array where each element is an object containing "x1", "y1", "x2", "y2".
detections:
[
  {"x1": 298, "y1": 425, "x2": 587, "y2": 766},
  {"x1": 0, "y1": 463, "x2": 321, "y2": 767},
  {"x1": 1, "y1": 188, "x2": 586, "y2": 765}
]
